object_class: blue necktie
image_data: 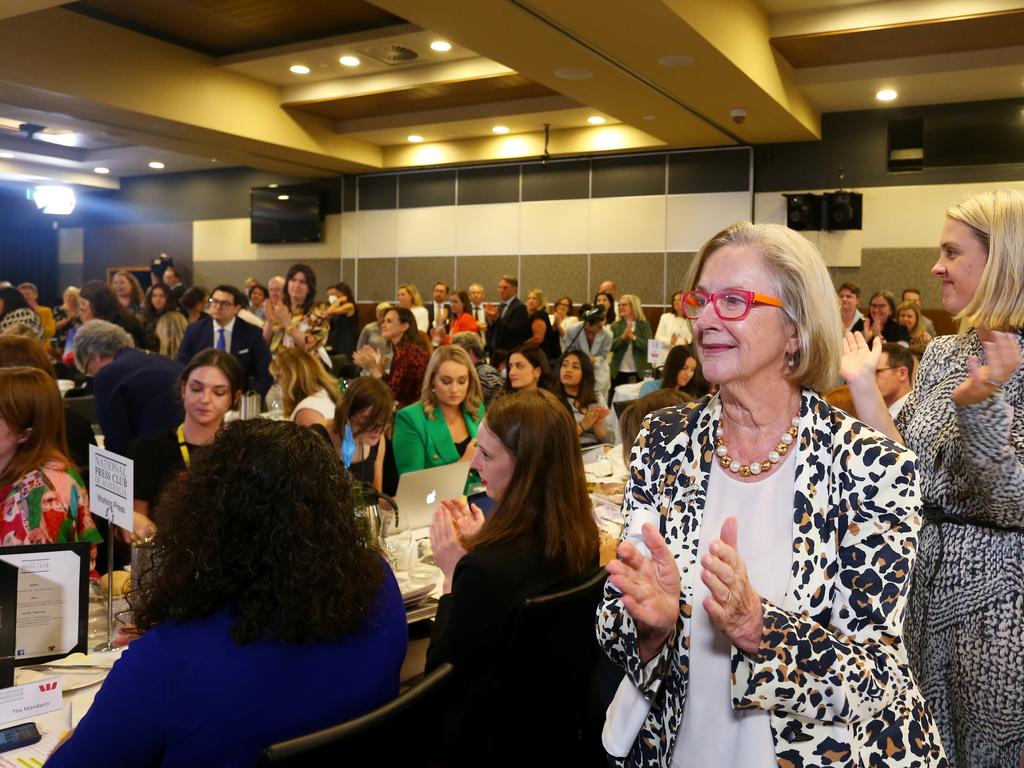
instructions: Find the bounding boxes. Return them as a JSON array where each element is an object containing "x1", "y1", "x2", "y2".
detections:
[{"x1": 216, "y1": 328, "x2": 226, "y2": 351}]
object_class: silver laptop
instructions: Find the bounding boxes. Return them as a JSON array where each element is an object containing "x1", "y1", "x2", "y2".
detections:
[{"x1": 389, "y1": 463, "x2": 472, "y2": 534}]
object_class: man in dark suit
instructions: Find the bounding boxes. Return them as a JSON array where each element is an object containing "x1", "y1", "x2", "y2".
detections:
[
  {"x1": 485, "y1": 275, "x2": 531, "y2": 355},
  {"x1": 176, "y1": 284, "x2": 272, "y2": 395}
]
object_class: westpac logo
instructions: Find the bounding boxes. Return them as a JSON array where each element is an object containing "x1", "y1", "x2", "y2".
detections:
[{"x1": 37, "y1": 682, "x2": 58, "y2": 693}]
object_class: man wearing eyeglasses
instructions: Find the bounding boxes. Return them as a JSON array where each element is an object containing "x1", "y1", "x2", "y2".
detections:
[
  {"x1": 176, "y1": 284, "x2": 273, "y2": 395},
  {"x1": 875, "y1": 342, "x2": 914, "y2": 419}
]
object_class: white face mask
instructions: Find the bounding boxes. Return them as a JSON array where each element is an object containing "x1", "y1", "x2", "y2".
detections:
[{"x1": 328, "y1": 295, "x2": 338, "y2": 305}]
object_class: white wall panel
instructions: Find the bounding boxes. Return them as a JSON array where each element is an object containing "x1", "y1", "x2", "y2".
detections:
[
  {"x1": 356, "y1": 209, "x2": 398, "y2": 259},
  {"x1": 397, "y1": 206, "x2": 456, "y2": 257},
  {"x1": 58, "y1": 227, "x2": 83, "y2": 264},
  {"x1": 339, "y1": 212, "x2": 356, "y2": 261},
  {"x1": 193, "y1": 218, "x2": 257, "y2": 262},
  {"x1": 519, "y1": 199, "x2": 588, "y2": 255},
  {"x1": 667, "y1": 192, "x2": 752, "y2": 251},
  {"x1": 454, "y1": 203, "x2": 519, "y2": 255},
  {"x1": 590, "y1": 196, "x2": 665, "y2": 254}
]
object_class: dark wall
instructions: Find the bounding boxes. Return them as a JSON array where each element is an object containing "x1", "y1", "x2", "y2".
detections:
[
  {"x1": 755, "y1": 98, "x2": 1024, "y2": 192},
  {"x1": 0, "y1": 184, "x2": 62, "y2": 304}
]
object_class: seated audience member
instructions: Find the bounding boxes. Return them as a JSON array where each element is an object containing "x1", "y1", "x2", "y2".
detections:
[
  {"x1": 837, "y1": 281, "x2": 863, "y2": 334},
  {"x1": 0, "y1": 336, "x2": 94, "y2": 475},
  {"x1": 562, "y1": 305, "x2": 613, "y2": 400},
  {"x1": 394, "y1": 346, "x2": 484, "y2": 494},
  {"x1": 0, "y1": 367, "x2": 101, "y2": 559},
  {"x1": 425, "y1": 389, "x2": 599, "y2": 766},
  {"x1": 896, "y1": 300, "x2": 934, "y2": 347},
  {"x1": 901, "y1": 287, "x2": 937, "y2": 337},
  {"x1": 490, "y1": 349, "x2": 509, "y2": 377},
  {"x1": 450, "y1": 331, "x2": 503, "y2": 405},
  {"x1": 357, "y1": 302, "x2": 391, "y2": 360},
  {"x1": 270, "y1": 347, "x2": 340, "y2": 426},
  {"x1": 654, "y1": 290, "x2": 692, "y2": 349},
  {"x1": 265, "y1": 263, "x2": 330, "y2": 355},
  {"x1": 639, "y1": 345, "x2": 699, "y2": 397},
  {"x1": 78, "y1": 280, "x2": 149, "y2": 349},
  {"x1": 0, "y1": 286, "x2": 44, "y2": 341},
  {"x1": 551, "y1": 295, "x2": 579, "y2": 340},
  {"x1": 615, "y1": 388, "x2": 691, "y2": 468},
  {"x1": 247, "y1": 283, "x2": 268, "y2": 322},
  {"x1": 161, "y1": 264, "x2": 187, "y2": 301},
  {"x1": 177, "y1": 285, "x2": 272, "y2": 396},
  {"x1": 73, "y1": 320, "x2": 184, "y2": 455},
  {"x1": 47, "y1": 420, "x2": 407, "y2": 768},
  {"x1": 610, "y1": 293, "x2": 652, "y2": 392},
  {"x1": 353, "y1": 307, "x2": 430, "y2": 409},
  {"x1": 155, "y1": 312, "x2": 187, "y2": 359},
  {"x1": 557, "y1": 350, "x2": 613, "y2": 446},
  {"x1": 53, "y1": 286, "x2": 80, "y2": 349},
  {"x1": 141, "y1": 283, "x2": 178, "y2": 348},
  {"x1": 437, "y1": 290, "x2": 478, "y2": 346},
  {"x1": 111, "y1": 270, "x2": 146, "y2": 322},
  {"x1": 397, "y1": 283, "x2": 429, "y2": 333},
  {"x1": 177, "y1": 286, "x2": 208, "y2": 326},
  {"x1": 309, "y1": 376, "x2": 398, "y2": 496},
  {"x1": 17, "y1": 283, "x2": 55, "y2": 340},
  {"x1": 504, "y1": 344, "x2": 555, "y2": 394},
  {"x1": 875, "y1": 341, "x2": 914, "y2": 419},
  {"x1": 325, "y1": 282, "x2": 358, "y2": 357},
  {"x1": 525, "y1": 289, "x2": 561, "y2": 364},
  {"x1": 850, "y1": 289, "x2": 910, "y2": 345},
  {"x1": 126, "y1": 350, "x2": 244, "y2": 542}
]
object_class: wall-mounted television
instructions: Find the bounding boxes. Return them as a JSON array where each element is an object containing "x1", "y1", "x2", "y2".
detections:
[{"x1": 250, "y1": 185, "x2": 322, "y2": 244}]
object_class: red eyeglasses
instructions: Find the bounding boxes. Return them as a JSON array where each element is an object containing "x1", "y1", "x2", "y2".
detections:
[{"x1": 682, "y1": 289, "x2": 784, "y2": 321}]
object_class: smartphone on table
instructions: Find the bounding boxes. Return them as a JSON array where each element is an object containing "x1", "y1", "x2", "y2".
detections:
[{"x1": 0, "y1": 722, "x2": 41, "y2": 753}]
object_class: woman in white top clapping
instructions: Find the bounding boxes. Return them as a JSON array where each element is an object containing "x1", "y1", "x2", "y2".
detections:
[{"x1": 655, "y1": 290, "x2": 693, "y2": 349}]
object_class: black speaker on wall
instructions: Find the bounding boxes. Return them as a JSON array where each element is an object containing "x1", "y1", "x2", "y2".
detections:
[
  {"x1": 824, "y1": 192, "x2": 862, "y2": 230},
  {"x1": 784, "y1": 193, "x2": 822, "y2": 231}
]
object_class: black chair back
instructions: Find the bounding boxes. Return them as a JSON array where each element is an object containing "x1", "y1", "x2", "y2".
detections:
[
  {"x1": 259, "y1": 662, "x2": 454, "y2": 766},
  {"x1": 65, "y1": 394, "x2": 98, "y2": 426}
]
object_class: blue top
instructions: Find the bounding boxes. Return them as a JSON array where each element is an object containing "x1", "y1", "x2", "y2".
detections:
[{"x1": 48, "y1": 571, "x2": 407, "y2": 768}]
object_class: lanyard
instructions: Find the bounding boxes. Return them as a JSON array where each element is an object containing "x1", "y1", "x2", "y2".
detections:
[{"x1": 176, "y1": 424, "x2": 191, "y2": 467}]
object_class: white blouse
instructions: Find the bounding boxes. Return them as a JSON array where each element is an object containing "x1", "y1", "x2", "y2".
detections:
[
  {"x1": 290, "y1": 388, "x2": 336, "y2": 422},
  {"x1": 655, "y1": 313, "x2": 693, "y2": 348},
  {"x1": 672, "y1": 455, "x2": 795, "y2": 768}
]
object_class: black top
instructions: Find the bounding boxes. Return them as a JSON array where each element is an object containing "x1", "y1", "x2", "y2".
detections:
[
  {"x1": 127, "y1": 430, "x2": 197, "y2": 511},
  {"x1": 328, "y1": 313, "x2": 358, "y2": 357},
  {"x1": 453, "y1": 435, "x2": 471, "y2": 457},
  {"x1": 488, "y1": 297, "x2": 531, "y2": 355},
  {"x1": 309, "y1": 423, "x2": 399, "y2": 497},
  {"x1": 529, "y1": 310, "x2": 562, "y2": 362},
  {"x1": 850, "y1": 316, "x2": 911, "y2": 345}
]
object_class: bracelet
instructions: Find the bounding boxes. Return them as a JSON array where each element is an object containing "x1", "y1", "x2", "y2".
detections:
[{"x1": 984, "y1": 377, "x2": 1004, "y2": 390}]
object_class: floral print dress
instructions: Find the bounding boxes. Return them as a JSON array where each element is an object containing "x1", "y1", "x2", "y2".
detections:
[{"x1": 269, "y1": 305, "x2": 330, "y2": 355}]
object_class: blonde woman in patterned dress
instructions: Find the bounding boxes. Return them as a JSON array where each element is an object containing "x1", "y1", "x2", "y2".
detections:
[{"x1": 843, "y1": 188, "x2": 1024, "y2": 767}]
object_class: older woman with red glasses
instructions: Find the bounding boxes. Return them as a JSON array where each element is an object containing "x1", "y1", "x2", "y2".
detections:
[{"x1": 599, "y1": 222, "x2": 946, "y2": 767}]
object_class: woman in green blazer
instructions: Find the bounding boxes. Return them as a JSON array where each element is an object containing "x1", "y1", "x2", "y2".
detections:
[
  {"x1": 394, "y1": 345, "x2": 485, "y2": 494},
  {"x1": 609, "y1": 293, "x2": 652, "y2": 392}
]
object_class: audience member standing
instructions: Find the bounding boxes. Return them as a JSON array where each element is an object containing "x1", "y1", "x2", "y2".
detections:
[
  {"x1": 525, "y1": 289, "x2": 560, "y2": 364},
  {"x1": 654, "y1": 290, "x2": 692, "y2": 349},
  {"x1": 468, "y1": 283, "x2": 488, "y2": 335},
  {"x1": 843, "y1": 189, "x2": 1024, "y2": 766},
  {"x1": 265, "y1": 264, "x2": 330, "y2": 355},
  {"x1": 397, "y1": 283, "x2": 429, "y2": 333},
  {"x1": 562, "y1": 307, "x2": 613, "y2": 401},
  {"x1": 437, "y1": 290, "x2": 478, "y2": 346},
  {"x1": 486, "y1": 275, "x2": 530, "y2": 356},
  {"x1": 247, "y1": 284, "x2": 268, "y2": 323},
  {"x1": 73, "y1": 320, "x2": 183, "y2": 455},
  {"x1": 161, "y1": 264, "x2": 187, "y2": 301},
  {"x1": 111, "y1": 271, "x2": 146, "y2": 323},
  {"x1": 177, "y1": 285, "x2": 272, "y2": 396},
  {"x1": 609, "y1": 293, "x2": 652, "y2": 391},
  {"x1": 427, "y1": 281, "x2": 450, "y2": 337},
  {"x1": 325, "y1": 282, "x2": 358, "y2": 357},
  {"x1": 17, "y1": 283, "x2": 55, "y2": 340}
]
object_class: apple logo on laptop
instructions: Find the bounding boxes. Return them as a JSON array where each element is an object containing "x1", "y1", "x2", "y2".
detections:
[{"x1": 426, "y1": 489, "x2": 437, "y2": 504}]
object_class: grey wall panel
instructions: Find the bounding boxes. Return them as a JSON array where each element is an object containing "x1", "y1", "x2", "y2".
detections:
[
  {"x1": 83, "y1": 221, "x2": 193, "y2": 284},
  {"x1": 590, "y1": 252, "x2": 665, "y2": 305},
  {"x1": 58, "y1": 264, "x2": 84, "y2": 293},
  {"x1": 342, "y1": 176, "x2": 357, "y2": 213},
  {"x1": 356, "y1": 258, "x2": 397, "y2": 302},
  {"x1": 457, "y1": 165, "x2": 520, "y2": 205},
  {"x1": 521, "y1": 253, "x2": 588, "y2": 306},
  {"x1": 358, "y1": 175, "x2": 398, "y2": 210},
  {"x1": 453, "y1": 255, "x2": 518, "y2": 299},
  {"x1": 521, "y1": 159, "x2": 590, "y2": 201},
  {"x1": 665, "y1": 252, "x2": 698, "y2": 305},
  {"x1": 399, "y1": 170, "x2": 457, "y2": 208},
  {"x1": 668, "y1": 149, "x2": 750, "y2": 194},
  {"x1": 194, "y1": 258, "x2": 341, "y2": 296},
  {"x1": 397, "y1": 257, "x2": 456, "y2": 298},
  {"x1": 592, "y1": 154, "x2": 666, "y2": 198}
]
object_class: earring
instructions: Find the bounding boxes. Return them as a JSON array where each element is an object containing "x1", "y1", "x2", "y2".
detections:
[{"x1": 786, "y1": 351, "x2": 799, "y2": 368}]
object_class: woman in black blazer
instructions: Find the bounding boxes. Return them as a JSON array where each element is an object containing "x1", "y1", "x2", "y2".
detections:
[{"x1": 426, "y1": 389, "x2": 599, "y2": 766}]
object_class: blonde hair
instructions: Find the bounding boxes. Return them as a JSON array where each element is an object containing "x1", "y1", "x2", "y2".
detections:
[
  {"x1": 618, "y1": 294, "x2": 644, "y2": 322},
  {"x1": 946, "y1": 189, "x2": 1024, "y2": 331},
  {"x1": 527, "y1": 289, "x2": 547, "y2": 312},
  {"x1": 895, "y1": 301, "x2": 924, "y2": 337},
  {"x1": 270, "y1": 348, "x2": 340, "y2": 417},
  {"x1": 398, "y1": 284, "x2": 424, "y2": 307},
  {"x1": 155, "y1": 311, "x2": 187, "y2": 359},
  {"x1": 419, "y1": 345, "x2": 483, "y2": 421},
  {"x1": 685, "y1": 222, "x2": 842, "y2": 392}
]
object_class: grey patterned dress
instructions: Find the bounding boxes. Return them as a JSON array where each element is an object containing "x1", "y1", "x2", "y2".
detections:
[{"x1": 897, "y1": 331, "x2": 1024, "y2": 768}]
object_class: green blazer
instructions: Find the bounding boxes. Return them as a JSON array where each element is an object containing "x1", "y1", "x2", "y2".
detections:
[
  {"x1": 393, "y1": 401, "x2": 486, "y2": 493},
  {"x1": 609, "y1": 318, "x2": 652, "y2": 378}
]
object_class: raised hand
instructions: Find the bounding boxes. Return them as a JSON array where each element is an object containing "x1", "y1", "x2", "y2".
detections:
[
  {"x1": 840, "y1": 331, "x2": 882, "y2": 387},
  {"x1": 701, "y1": 517, "x2": 764, "y2": 655},
  {"x1": 952, "y1": 330, "x2": 1022, "y2": 406}
]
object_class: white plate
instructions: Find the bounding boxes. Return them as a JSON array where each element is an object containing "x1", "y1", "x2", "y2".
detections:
[{"x1": 15, "y1": 666, "x2": 107, "y2": 692}]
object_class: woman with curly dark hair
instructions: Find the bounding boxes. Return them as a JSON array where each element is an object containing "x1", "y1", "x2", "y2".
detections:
[
  {"x1": 78, "y1": 280, "x2": 149, "y2": 349},
  {"x1": 48, "y1": 419, "x2": 407, "y2": 768}
]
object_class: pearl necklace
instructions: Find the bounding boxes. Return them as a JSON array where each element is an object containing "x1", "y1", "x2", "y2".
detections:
[{"x1": 714, "y1": 417, "x2": 799, "y2": 478}]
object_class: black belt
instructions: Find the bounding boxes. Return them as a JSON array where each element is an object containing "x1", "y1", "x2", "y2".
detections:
[{"x1": 921, "y1": 506, "x2": 1024, "y2": 534}]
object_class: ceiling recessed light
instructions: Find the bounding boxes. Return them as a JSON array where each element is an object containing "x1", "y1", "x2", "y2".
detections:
[
  {"x1": 407, "y1": 135, "x2": 424, "y2": 143},
  {"x1": 289, "y1": 64, "x2": 310, "y2": 75},
  {"x1": 658, "y1": 55, "x2": 693, "y2": 68},
  {"x1": 277, "y1": 195, "x2": 290, "y2": 201},
  {"x1": 93, "y1": 167, "x2": 110, "y2": 174},
  {"x1": 555, "y1": 68, "x2": 592, "y2": 80},
  {"x1": 642, "y1": 115, "x2": 656, "y2": 121},
  {"x1": 587, "y1": 116, "x2": 606, "y2": 125},
  {"x1": 339, "y1": 55, "x2": 361, "y2": 67},
  {"x1": 492, "y1": 125, "x2": 510, "y2": 135},
  {"x1": 0, "y1": 152, "x2": 13, "y2": 159},
  {"x1": 430, "y1": 41, "x2": 452, "y2": 52},
  {"x1": 148, "y1": 161, "x2": 165, "y2": 169},
  {"x1": 876, "y1": 88, "x2": 898, "y2": 102}
]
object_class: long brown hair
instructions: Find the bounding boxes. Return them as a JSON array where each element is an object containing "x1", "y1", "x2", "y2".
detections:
[
  {"x1": 270, "y1": 347, "x2": 339, "y2": 417},
  {"x1": 0, "y1": 368, "x2": 72, "y2": 486},
  {"x1": 389, "y1": 307, "x2": 430, "y2": 352},
  {"x1": 467, "y1": 389, "x2": 597, "y2": 574},
  {"x1": 333, "y1": 376, "x2": 394, "y2": 437}
]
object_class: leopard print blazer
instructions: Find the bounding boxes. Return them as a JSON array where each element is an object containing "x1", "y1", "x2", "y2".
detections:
[{"x1": 597, "y1": 390, "x2": 948, "y2": 768}]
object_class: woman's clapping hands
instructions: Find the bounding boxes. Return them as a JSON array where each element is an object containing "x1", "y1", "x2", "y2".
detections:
[{"x1": 429, "y1": 497, "x2": 485, "y2": 593}]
